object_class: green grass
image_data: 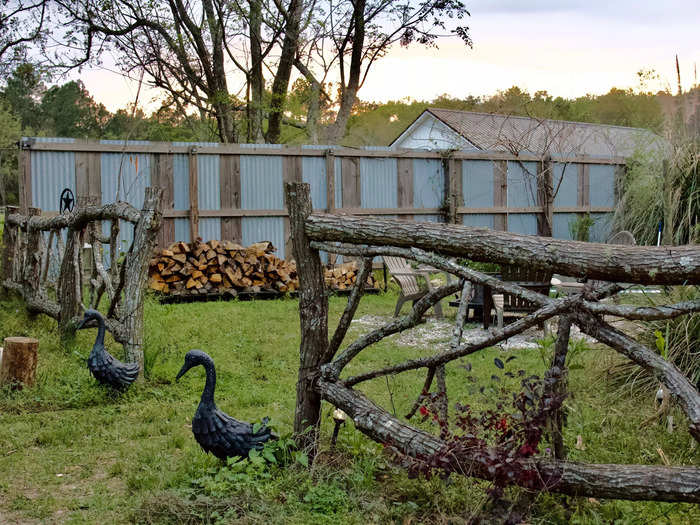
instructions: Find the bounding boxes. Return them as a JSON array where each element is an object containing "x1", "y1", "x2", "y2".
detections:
[{"x1": 0, "y1": 291, "x2": 698, "y2": 524}]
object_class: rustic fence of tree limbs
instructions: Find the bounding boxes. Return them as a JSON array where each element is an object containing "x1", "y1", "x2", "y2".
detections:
[
  {"x1": 285, "y1": 182, "x2": 700, "y2": 503},
  {"x1": 1, "y1": 187, "x2": 163, "y2": 376}
]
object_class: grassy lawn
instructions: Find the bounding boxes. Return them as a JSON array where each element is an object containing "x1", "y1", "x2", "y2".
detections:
[{"x1": 0, "y1": 289, "x2": 698, "y2": 524}]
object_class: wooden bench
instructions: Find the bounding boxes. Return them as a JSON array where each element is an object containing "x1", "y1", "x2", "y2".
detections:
[{"x1": 483, "y1": 265, "x2": 552, "y2": 329}]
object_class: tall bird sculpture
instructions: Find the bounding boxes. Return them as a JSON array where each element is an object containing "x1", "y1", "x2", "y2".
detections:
[
  {"x1": 176, "y1": 350, "x2": 275, "y2": 460},
  {"x1": 77, "y1": 309, "x2": 140, "y2": 389}
]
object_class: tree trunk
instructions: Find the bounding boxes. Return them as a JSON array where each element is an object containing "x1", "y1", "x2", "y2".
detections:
[
  {"x1": 294, "y1": 59, "x2": 323, "y2": 144},
  {"x1": 203, "y1": 0, "x2": 236, "y2": 144},
  {"x1": 303, "y1": 214, "x2": 700, "y2": 285},
  {"x1": 0, "y1": 337, "x2": 38, "y2": 389},
  {"x1": 248, "y1": 0, "x2": 265, "y2": 143},
  {"x1": 266, "y1": 0, "x2": 303, "y2": 144},
  {"x1": 285, "y1": 183, "x2": 328, "y2": 460},
  {"x1": 325, "y1": 0, "x2": 365, "y2": 143},
  {"x1": 1, "y1": 206, "x2": 18, "y2": 286}
]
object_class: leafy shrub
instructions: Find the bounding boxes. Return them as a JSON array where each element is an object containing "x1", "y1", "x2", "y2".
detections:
[{"x1": 391, "y1": 359, "x2": 565, "y2": 501}]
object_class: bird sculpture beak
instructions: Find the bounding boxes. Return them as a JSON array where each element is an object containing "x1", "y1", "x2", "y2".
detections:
[
  {"x1": 175, "y1": 362, "x2": 192, "y2": 381},
  {"x1": 76, "y1": 317, "x2": 88, "y2": 330}
]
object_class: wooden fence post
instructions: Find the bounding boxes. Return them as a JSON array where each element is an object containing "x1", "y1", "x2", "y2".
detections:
[
  {"x1": 285, "y1": 182, "x2": 328, "y2": 460},
  {"x1": 397, "y1": 158, "x2": 414, "y2": 222},
  {"x1": 188, "y1": 146, "x2": 199, "y2": 242},
  {"x1": 325, "y1": 150, "x2": 335, "y2": 213},
  {"x1": 494, "y1": 160, "x2": 508, "y2": 230},
  {"x1": 537, "y1": 159, "x2": 553, "y2": 237},
  {"x1": 18, "y1": 146, "x2": 31, "y2": 214},
  {"x1": 220, "y1": 154, "x2": 241, "y2": 243},
  {"x1": 153, "y1": 153, "x2": 175, "y2": 248}
]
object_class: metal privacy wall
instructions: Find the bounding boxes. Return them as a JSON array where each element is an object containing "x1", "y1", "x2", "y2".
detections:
[{"x1": 20, "y1": 138, "x2": 623, "y2": 260}]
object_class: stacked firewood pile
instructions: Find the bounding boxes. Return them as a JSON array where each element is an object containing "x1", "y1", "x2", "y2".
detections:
[
  {"x1": 322, "y1": 262, "x2": 376, "y2": 290},
  {"x1": 148, "y1": 240, "x2": 375, "y2": 296}
]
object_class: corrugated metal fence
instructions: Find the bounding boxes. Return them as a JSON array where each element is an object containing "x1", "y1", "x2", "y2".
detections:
[{"x1": 19, "y1": 138, "x2": 624, "y2": 259}]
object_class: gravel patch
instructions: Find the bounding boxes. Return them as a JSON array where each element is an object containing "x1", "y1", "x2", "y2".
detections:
[{"x1": 350, "y1": 315, "x2": 596, "y2": 353}]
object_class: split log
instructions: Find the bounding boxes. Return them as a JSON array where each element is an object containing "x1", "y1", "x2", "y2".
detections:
[{"x1": 0, "y1": 337, "x2": 39, "y2": 389}]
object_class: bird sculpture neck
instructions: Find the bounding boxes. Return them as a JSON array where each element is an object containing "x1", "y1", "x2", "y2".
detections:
[
  {"x1": 93, "y1": 313, "x2": 106, "y2": 350},
  {"x1": 199, "y1": 358, "x2": 217, "y2": 406}
]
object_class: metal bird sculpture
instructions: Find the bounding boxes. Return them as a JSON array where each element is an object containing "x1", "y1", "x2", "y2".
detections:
[
  {"x1": 176, "y1": 350, "x2": 275, "y2": 460},
  {"x1": 77, "y1": 309, "x2": 140, "y2": 389}
]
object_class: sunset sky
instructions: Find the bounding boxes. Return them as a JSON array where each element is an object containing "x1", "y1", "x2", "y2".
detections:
[{"x1": 78, "y1": 0, "x2": 700, "y2": 112}]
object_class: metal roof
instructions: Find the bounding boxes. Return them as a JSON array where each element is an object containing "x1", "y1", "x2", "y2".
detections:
[{"x1": 393, "y1": 108, "x2": 663, "y2": 157}]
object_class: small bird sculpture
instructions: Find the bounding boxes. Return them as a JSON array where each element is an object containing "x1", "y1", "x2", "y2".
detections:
[
  {"x1": 176, "y1": 350, "x2": 275, "y2": 460},
  {"x1": 76, "y1": 309, "x2": 140, "y2": 389}
]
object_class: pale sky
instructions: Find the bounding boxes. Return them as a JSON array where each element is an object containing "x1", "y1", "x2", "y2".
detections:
[{"x1": 79, "y1": 0, "x2": 700, "y2": 113}]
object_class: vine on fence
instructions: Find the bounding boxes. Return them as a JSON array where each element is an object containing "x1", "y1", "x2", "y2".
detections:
[{"x1": 1, "y1": 187, "x2": 162, "y2": 376}]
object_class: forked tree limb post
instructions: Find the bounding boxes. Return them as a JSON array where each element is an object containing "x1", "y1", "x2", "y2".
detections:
[
  {"x1": 121, "y1": 187, "x2": 163, "y2": 376},
  {"x1": 2, "y1": 189, "x2": 163, "y2": 378},
  {"x1": 1, "y1": 206, "x2": 18, "y2": 289},
  {"x1": 285, "y1": 183, "x2": 329, "y2": 459}
]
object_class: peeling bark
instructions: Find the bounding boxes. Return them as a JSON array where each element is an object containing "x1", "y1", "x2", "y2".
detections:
[
  {"x1": 285, "y1": 183, "x2": 329, "y2": 458},
  {"x1": 305, "y1": 214, "x2": 700, "y2": 285}
]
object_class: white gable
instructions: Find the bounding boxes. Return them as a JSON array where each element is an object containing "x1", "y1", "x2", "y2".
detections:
[{"x1": 391, "y1": 112, "x2": 480, "y2": 151}]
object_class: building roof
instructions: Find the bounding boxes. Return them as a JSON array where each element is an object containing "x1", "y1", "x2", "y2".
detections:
[{"x1": 391, "y1": 108, "x2": 663, "y2": 158}]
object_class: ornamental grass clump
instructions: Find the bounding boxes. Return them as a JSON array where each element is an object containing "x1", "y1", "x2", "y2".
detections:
[
  {"x1": 614, "y1": 135, "x2": 698, "y2": 246},
  {"x1": 606, "y1": 286, "x2": 700, "y2": 396}
]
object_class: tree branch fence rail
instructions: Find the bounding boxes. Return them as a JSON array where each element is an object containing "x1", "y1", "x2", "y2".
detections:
[
  {"x1": 285, "y1": 182, "x2": 700, "y2": 504},
  {"x1": 1, "y1": 187, "x2": 163, "y2": 376}
]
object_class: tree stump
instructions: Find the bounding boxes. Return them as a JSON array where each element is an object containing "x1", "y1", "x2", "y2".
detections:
[{"x1": 0, "y1": 337, "x2": 39, "y2": 389}]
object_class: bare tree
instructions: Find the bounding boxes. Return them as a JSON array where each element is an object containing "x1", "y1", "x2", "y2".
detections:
[
  {"x1": 0, "y1": 0, "x2": 50, "y2": 74},
  {"x1": 51, "y1": 1, "x2": 470, "y2": 144},
  {"x1": 56, "y1": 0, "x2": 265, "y2": 142},
  {"x1": 297, "y1": 0, "x2": 472, "y2": 143}
]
